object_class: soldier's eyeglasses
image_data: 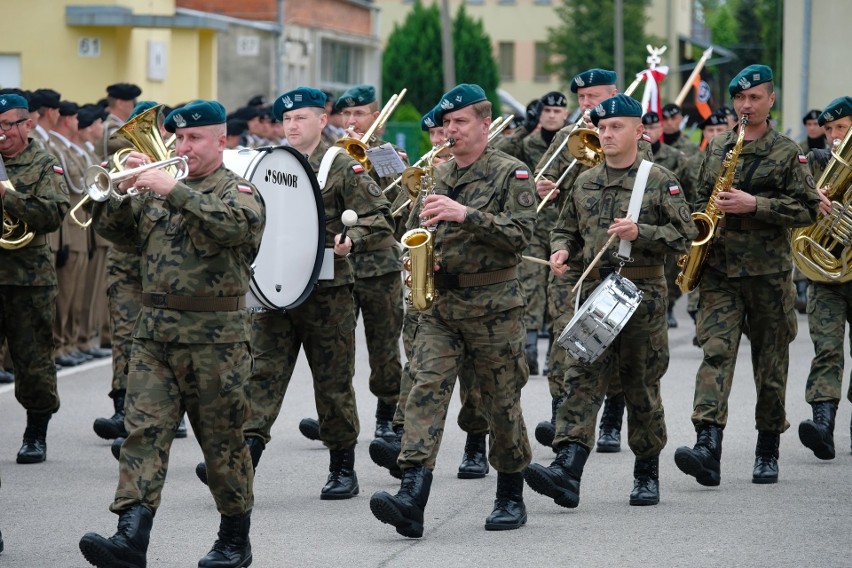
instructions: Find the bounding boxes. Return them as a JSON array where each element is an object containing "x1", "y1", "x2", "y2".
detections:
[{"x1": 0, "y1": 118, "x2": 26, "y2": 132}]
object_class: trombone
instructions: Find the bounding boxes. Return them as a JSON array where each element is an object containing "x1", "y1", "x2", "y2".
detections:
[
  {"x1": 336, "y1": 88, "x2": 408, "y2": 171},
  {"x1": 69, "y1": 157, "x2": 189, "y2": 228}
]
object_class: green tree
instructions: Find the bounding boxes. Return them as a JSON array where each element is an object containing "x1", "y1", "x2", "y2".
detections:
[
  {"x1": 382, "y1": 1, "x2": 501, "y2": 117},
  {"x1": 547, "y1": 0, "x2": 662, "y2": 88}
]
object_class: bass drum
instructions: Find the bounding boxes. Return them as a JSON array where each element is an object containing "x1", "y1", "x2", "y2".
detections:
[
  {"x1": 224, "y1": 146, "x2": 325, "y2": 310},
  {"x1": 556, "y1": 272, "x2": 643, "y2": 364}
]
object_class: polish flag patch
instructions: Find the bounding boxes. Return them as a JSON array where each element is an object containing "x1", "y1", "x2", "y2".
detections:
[
  {"x1": 352, "y1": 164, "x2": 365, "y2": 173},
  {"x1": 515, "y1": 169, "x2": 529, "y2": 180},
  {"x1": 798, "y1": 154, "x2": 808, "y2": 164},
  {"x1": 669, "y1": 185, "x2": 681, "y2": 196},
  {"x1": 237, "y1": 184, "x2": 253, "y2": 194},
  {"x1": 53, "y1": 165, "x2": 64, "y2": 175}
]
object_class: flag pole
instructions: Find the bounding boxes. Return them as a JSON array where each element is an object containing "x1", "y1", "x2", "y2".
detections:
[{"x1": 675, "y1": 46, "x2": 713, "y2": 107}]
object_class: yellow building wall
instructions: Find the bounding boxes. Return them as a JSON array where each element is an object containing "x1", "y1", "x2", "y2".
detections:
[{"x1": 0, "y1": 0, "x2": 216, "y2": 106}]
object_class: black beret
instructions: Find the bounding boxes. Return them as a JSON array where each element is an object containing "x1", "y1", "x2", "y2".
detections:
[
  {"x1": 641, "y1": 112, "x2": 660, "y2": 125},
  {"x1": 802, "y1": 109, "x2": 821, "y2": 124},
  {"x1": 589, "y1": 94, "x2": 643, "y2": 126},
  {"x1": 570, "y1": 69, "x2": 617, "y2": 93},
  {"x1": 541, "y1": 91, "x2": 567, "y2": 107},
  {"x1": 272, "y1": 87, "x2": 327, "y2": 119},
  {"x1": 164, "y1": 100, "x2": 227, "y2": 133},
  {"x1": 247, "y1": 95, "x2": 268, "y2": 107},
  {"x1": 33, "y1": 88, "x2": 61, "y2": 109},
  {"x1": 228, "y1": 106, "x2": 260, "y2": 122},
  {"x1": 58, "y1": 101, "x2": 79, "y2": 116},
  {"x1": 77, "y1": 104, "x2": 104, "y2": 129},
  {"x1": 106, "y1": 83, "x2": 142, "y2": 100},
  {"x1": 699, "y1": 108, "x2": 728, "y2": 129},
  {"x1": 661, "y1": 103, "x2": 681, "y2": 118},
  {"x1": 226, "y1": 119, "x2": 247, "y2": 137}
]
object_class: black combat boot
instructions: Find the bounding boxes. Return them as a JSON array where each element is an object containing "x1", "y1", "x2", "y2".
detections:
[
  {"x1": 666, "y1": 305, "x2": 678, "y2": 328},
  {"x1": 484, "y1": 471, "x2": 527, "y2": 531},
  {"x1": 629, "y1": 455, "x2": 660, "y2": 506},
  {"x1": 596, "y1": 395, "x2": 624, "y2": 453},
  {"x1": 321, "y1": 447, "x2": 359, "y2": 500},
  {"x1": 298, "y1": 417, "x2": 320, "y2": 441},
  {"x1": 93, "y1": 390, "x2": 128, "y2": 440},
  {"x1": 524, "y1": 331, "x2": 539, "y2": 375},
  {"x1": 16, "y1": 411, "x2": 51, "y2": 464},
  {"x1": 523, "y1": 442, "x2": 589, "y2": 508},
  {"x1": 0, "y1": 527, "x2": 3, "y2": 554},
  {"x1": 368, "y1": 426, "x2": 402, "y2": 479},
  {"x1": 111, "y1": 437, "x2": 124, "y2": 461},
  {"x1": 752, "y1": 431, "x2": 780, "y2": 484},
  {"x1": 798, "y1": 401, "x2": 837, "y2": 460},
  {"x1": 174, "y1": 415, "x2": 188, "y2": 439},
  {"x1": 794, "y1": 280, "x2": 808, "y2": 314},
  {"x1": 534, "y1": 396, "x2": 564, "y2": 448},
  {"x1": 374, "y1": 399, "x2": 397, "y2": 442},
  {"x1": 370, "y1": 466, "x2": 433, "y2": 538},
  {"x1": 196, "y1": 438, "x2": 265, "y2": 487},
  {"x1": 79, "y1": 504, "x2": 153, "y2": 568},
  {"x1": 198, "y1": 510, "x2": 252, "y2": 568},
  {"x1": 674, "y1": 424, "x2": 723, "y2": 486},
  {"x1": 458, "y1": 433, "x2": 489, "y2": 479}
]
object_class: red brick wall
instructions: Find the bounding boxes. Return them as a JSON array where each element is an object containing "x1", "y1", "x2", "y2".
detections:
[{"x1": 177, "y1": 0, "x2": 373, "y2": 35}]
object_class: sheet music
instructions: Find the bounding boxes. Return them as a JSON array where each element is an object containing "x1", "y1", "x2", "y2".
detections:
[{"x1": 366, "y1": 143, "x2": 407, "y2": 178}]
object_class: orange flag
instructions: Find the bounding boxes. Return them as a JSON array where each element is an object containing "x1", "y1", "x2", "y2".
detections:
[{"x1": 694, "y1": 75, "x2": 712, "y2": 120}]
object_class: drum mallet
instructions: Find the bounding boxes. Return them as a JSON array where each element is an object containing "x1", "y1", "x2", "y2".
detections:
[{"x1": 338, "y1": 209, "x2": 358, "y2": 246}]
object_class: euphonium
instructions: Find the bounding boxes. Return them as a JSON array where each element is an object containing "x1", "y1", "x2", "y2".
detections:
[
  {"x1": 0, "y1": 160, "x2": 34, "y2": 250},
  {"x1": 792, "y1": 127, "x2": 852, "y2": 282},
  {"x1": 675, "y1": 115, "x2": 748, "y2": 293}
]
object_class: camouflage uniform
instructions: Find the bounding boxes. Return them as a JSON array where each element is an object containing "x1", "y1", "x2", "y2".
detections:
[
  {"x1": 243, "y1": 140, "x2": 394, "y2": 448},
  {"x1": 0, "y1": 140, "x2": 69, "y2": 414},
  {"x1": 665, "y1": 131, "x2": 700, "y2": 157},
  {"x1": 349, "y1": 139, "x2": 407, "y2": 409},
  {"x1": 106, "y1": 244, "x2": 142, "y2": 394},
  {"x1": 399, "y1": 146, "x2": 535, "y2": 473},
  {"x1": 92, "y1": 164, "x2": 265, "y2": 516},
  {"x1": 550, "y1": 155, "x2": 697, "y2": 456},
  {"x1": 691, "y1": 124, "x2": 820, "y2": 433}
]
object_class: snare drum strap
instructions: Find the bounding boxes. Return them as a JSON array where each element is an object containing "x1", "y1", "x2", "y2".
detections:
[
  {"x1": 317, "y1": 146, "x2": 345, "y2": 191},
  {"x1": 616, "y1": 159, "x2": 653, "y2": 260}
]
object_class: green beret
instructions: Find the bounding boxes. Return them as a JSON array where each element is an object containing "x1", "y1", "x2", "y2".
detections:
[
  {"x1": 589, "y1": 94, "x2": 642, "y2": 126},
  {"x1": 433, "y1": 84, "x2": 487, "y2": 124},
  {"x1": 728, "y1": 64, "x2": 773, "y2": 96},
  {"x1": 421, "y1": 106, "x2": 439, "y2": 131},
  {"x1": 272, "y1": 87, "x2": 326, "y2": 120},
  {"x1": 333, "y1": 85, "x2": 376, "y2": 113},
  {"x1": 164, "y1": 100, "x2": 226, "y2": 133},
  {"x1": 818, "y1": 96, "x2": 852, "y2": 126},
  {"x1": 0, "y1": 94, "x2": 29, "y2": 113},
  {"x1": 570, "y1": 68, "x2": 617, "y2": 94},
  {"x1": 128, "y1": 101, "x2": 159, "y2": 121}
]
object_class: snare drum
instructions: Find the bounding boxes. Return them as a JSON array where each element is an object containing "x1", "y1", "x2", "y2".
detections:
[
  {"x1": 224, "y1": 146, "x2": 325, "y2": 310},
  {"x1": 556, "y1": 272, "x2": 643, "y2": 364}
]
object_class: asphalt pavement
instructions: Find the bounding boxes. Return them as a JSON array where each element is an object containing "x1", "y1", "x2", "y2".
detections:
[{"x1": 1, "y1": 299, "x2": 850, "y2": 567}]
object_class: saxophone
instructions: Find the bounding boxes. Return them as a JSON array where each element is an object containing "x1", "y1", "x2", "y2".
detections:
[{"x1": 675, "y1": 115, "x2": 748, "y2": 293}]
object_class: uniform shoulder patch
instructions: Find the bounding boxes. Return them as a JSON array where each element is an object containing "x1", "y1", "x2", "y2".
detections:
[
  {"x1": 53, "y1": 165, "x2": 64, "y2": 175},
  {"x1": 678, "y1": 205, "x2": 692, "y2": 223},
  {"x1": 805, "y1": 174, "x2": 816, "y2": 189},
  {"x1": 798, "y1": 154, "x2": 808, "y2": 164},
  {"x1": 352, "y1": 164, "x2": 365, "y2": 173},
  {"x1": 517, "y1": 191, "x2": 535, "y2": 207},
  {"x1": 668, "y1": 184, "x2": 681, "y2": 196},
  {"x1": 515, "y1": 169, "x2": 530, "y2": 180},
  {"x1": 367, "y1": 183, "x2": 382, "y2": 197},
  {"x1": 237, "y1": 184, "x2": 253, "y2": 194}
]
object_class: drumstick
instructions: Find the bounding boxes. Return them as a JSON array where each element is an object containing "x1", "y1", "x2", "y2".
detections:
[
  {"x1": 522, "y1": 255, "x2": 553, "y2": 267},
  {"x1": 571, "y1": 215, "x2": 632, "y2": 294}
]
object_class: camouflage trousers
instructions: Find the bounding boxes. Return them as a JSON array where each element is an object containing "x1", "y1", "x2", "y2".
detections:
[
  {"x1": 545, "y1": 272, "x2": 580, "y2": 399},
  {"x1": 112, "y1": 338, "x2": 254, "y2": 516},
  {"x1": 106, "y1": 248, "x2": 142, "y2": 394},
  {"x1": 0, "y1": 284, "x2": 59, "y2": 414},
  {"x1": 394, "y1": 311, "x2": 489, "y2": 435},
  {"x1": 243, "y1": 285, "x2": 359, "y2": 450},
  {"x1": 664, "y1": 254, "x2": 683, "y2": 307},
  {"x1": 805, "y1": 281, "x2": 852, "y2": 404},
  {"x1": 520, "y1": 228, "x2": 550, "y2": 332},
  {"x1": 692, "y1": 268, "x2": 797, "y2": 433},
  {"x1": 399, "y1": 307, "x2": 531, "y2": 473},
  {"x1": 353, "y1": 271, "x2": 403, "y2": 406},
  {"x1": 553, "y1": 277, "x2": 669, "y2": 458}
]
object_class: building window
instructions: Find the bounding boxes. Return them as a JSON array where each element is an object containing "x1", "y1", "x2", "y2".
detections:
[
  {"x1": 499, "y1": 0, "x2": 517, "y2": 4},
  {"x1": 498, "y1": 42, "x2": 515, "y2": 82},
  {"x1": 321, "y1": 41, "x2": 364, "y2": 89},
  {"x1": 534, "y1": 42, "x2": 550, "y2": 82}
]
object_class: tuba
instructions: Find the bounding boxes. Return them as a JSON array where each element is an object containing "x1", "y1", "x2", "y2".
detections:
[
  {"x1": 675, "y1": 115, "x2": 748, "y2": 293},
  {"x1": 791, "y1": 127, "x2": 852, "y2": 282}
]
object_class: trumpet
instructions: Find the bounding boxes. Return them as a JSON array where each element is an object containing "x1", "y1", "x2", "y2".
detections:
[
  {"x1": 336, "y1": 88, "x2": 407, "y2": 171},
  {"x1": 69, "y1": 156, "x2": 189, "y2": 228}
]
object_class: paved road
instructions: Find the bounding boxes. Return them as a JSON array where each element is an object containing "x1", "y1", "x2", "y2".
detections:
[{"x1": 1, "y1": 300, "x2": 850, "y2": 567}]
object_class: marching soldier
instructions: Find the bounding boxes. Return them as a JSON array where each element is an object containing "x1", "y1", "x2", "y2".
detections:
[
  {"x1": 0, "y1": 93, "x2": 70, "y2": 464},
  {"x1": 674, "y1": 65, "x2": 820, "y2": 487},
  {"x1": 370, "y1": 84, "x2": 535, "y2": 537},
  {"x1": 661, "y1": 103, "x2": 700, "y2": 157},
  {"x1": 799, "y1": 108, "x2": 827, "y2": 154},
  {"x1": 80, "y1": 100, "x2": 265, "y2": 568},
  {"x1": 101, "y1": 83, "x2": 141, "y2": 159},
  {"x1": 797, "y1": 96, "x2": 852, "y2": 459},
  {"x1": 524, "y1": 94, "x2": 697, "y2": 508}
]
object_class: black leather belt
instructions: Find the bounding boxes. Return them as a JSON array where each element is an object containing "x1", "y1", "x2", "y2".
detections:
[
  {"x1": 23, "y1": 234, "x2": 47, "y2": 248},
  {"x1": 588, "y1": 265, "x2": 664, "y2": 280},
  {"x1": 434, "y1": 266, "x2": 518, "y2": 290},
  {"x1": 718, "y1": 217, "x2": 773, "y2": 230},
  {"x1": 141, "y1": 293, "x2": 245, "y2": 312}
]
